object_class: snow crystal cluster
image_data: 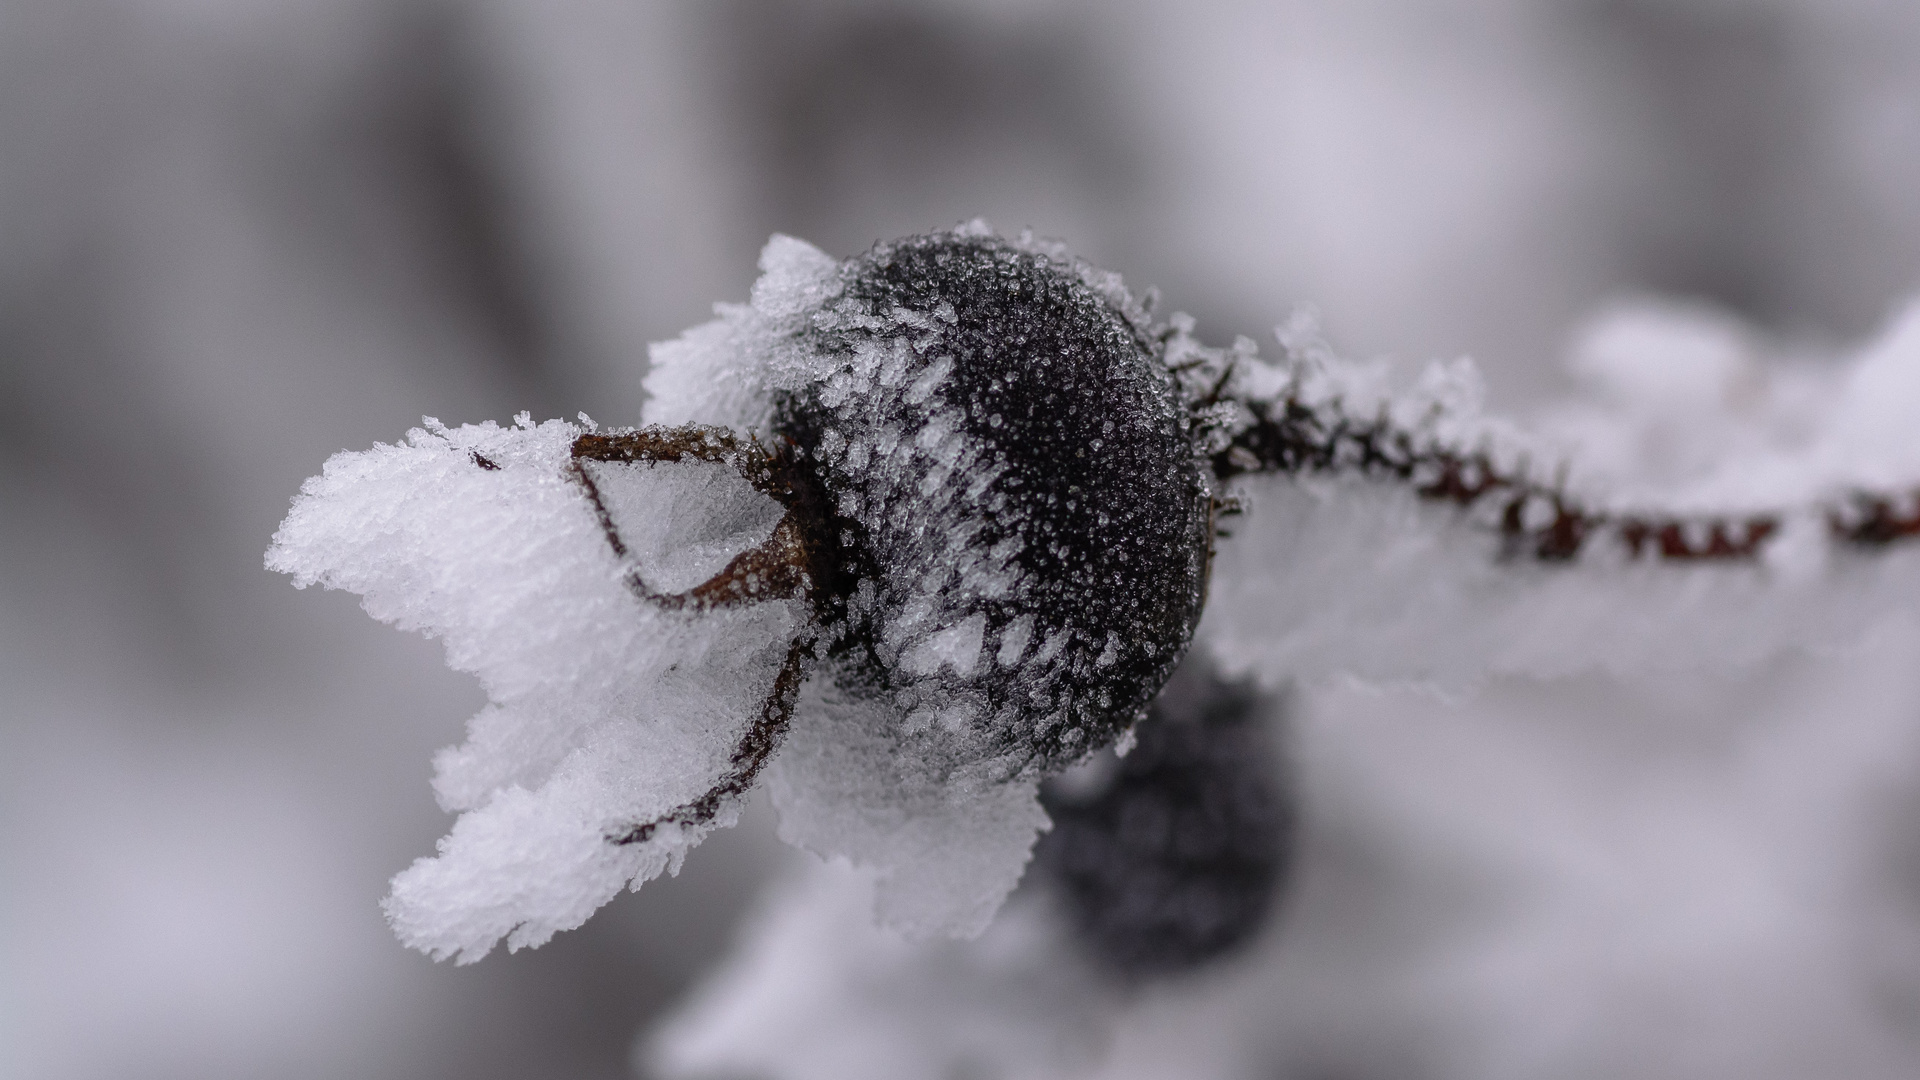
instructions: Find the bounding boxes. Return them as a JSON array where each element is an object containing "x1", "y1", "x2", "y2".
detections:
[{"x1": 267, "y1": 415, "x2": 807, "y2": 961}]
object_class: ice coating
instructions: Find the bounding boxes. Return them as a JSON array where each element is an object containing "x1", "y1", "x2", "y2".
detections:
[
  {"x1": 770, "y1": 230, "x2": 1212, "y2": 774},
  {"x1": 766, "y1": 676, "x2": 1053, "y2": 939},
  {"x1": 643, "y1": 233, "x2": 844, "y2": 434},
  {"x1": 266, "y1": 417, "x2": 806, "y2": 961}
]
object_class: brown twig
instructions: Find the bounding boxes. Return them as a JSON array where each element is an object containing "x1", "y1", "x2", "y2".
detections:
[
  {"x1": 607, "y1": 637, "x2": 810, "y2": 846},
  {"x1": 542, "y1": 426, "x2": 821, "y2": 846},
  {"x1": 568, "y1": 427, "x2": 812, "y2": 610}
]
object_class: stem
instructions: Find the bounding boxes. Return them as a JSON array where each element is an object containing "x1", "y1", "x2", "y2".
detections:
[
  {"x1": 1215, "y1": 389, "x2": 1920, "y2": 563},
  {"x1": 564, "y1": 425, "x2": 819, "y2": 845}
]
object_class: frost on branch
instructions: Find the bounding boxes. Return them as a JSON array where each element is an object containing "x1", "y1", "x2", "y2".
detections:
[
  {"x1": 269, "y1": 224, "x2": 1920, "y2": 965},
  {"x1": 1189, "y1": 299, "x2": 1920, "y2": 691}
]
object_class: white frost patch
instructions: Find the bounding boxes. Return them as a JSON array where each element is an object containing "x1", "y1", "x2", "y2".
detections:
[
  {"x1": 901, "y1": 614, "x2": 987, "y2": 678},
  {"x1": 579, "y1": 458, "x2": 785, "y2": 594},
  {"x1": 997, "y1": 615, "x2": 1034, "y2": 667},
  {"x1": 267, "y1": 418, "x2": 806, "y2": 962},
  {"x1": 905, "y1": 354, "x2": 955, "y2": 406},
  {"x1": 768, "y1": 677, "x2": 1050, "y2": 939},
  {"x1": 644, "y1": 234, "x2": 842, "y2": 435},
  {"x1": 1206, "y1": 474, "x2": 1920, "y2": 693}
]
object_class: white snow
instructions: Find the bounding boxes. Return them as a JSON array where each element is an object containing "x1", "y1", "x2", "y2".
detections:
[
  {"x1": 578, "y1": 457, "x2": 786, "y2": 594},
  {"x1": 901, "y1": 614, "x2": 986, "y2": 678},
  {"x1": 268, "y1": 417, "x2": 806, "y2": 962},
  {"x1": 642, "y1": 234, "x2": 843, "y2": 435},
  {"x1": 767, "y1": 677, "x2": 1051, "y2": 939}
]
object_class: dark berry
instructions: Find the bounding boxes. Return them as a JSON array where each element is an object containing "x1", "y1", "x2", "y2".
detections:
[
  {"x1": 773, "y1": 230, "x2": 1213, "y2": 773},
  {"x1": 1036, "y1": 652, "x2": 1293, "y2": 979}
]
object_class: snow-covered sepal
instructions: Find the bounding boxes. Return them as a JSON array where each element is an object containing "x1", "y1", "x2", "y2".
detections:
[{"x1": 267, "y1": 416, "x2": 808, "y2": 962}]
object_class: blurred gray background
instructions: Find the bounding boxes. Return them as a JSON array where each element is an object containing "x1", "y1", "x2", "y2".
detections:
[{"x1": 6, "y1": 1, "x2": 1920, "y2": 1078}]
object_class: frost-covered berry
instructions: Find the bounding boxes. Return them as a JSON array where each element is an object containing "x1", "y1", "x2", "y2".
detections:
[
  {"x1": 1036, "y1": 652, "x2": 1292, "y2": 979},
  {"x1": 775, "y1": 231, "x2": 1214, "y2": 774}
]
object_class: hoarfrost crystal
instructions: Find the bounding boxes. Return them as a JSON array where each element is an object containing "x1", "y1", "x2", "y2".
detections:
[{"x1": 267, "y1": 416, "x2": 806, "y2": 961}]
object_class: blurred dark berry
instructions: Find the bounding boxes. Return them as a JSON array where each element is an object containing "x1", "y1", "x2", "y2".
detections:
[{"x1": 1036, "y1": 652, "x2": 1293, "y2": 979}]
